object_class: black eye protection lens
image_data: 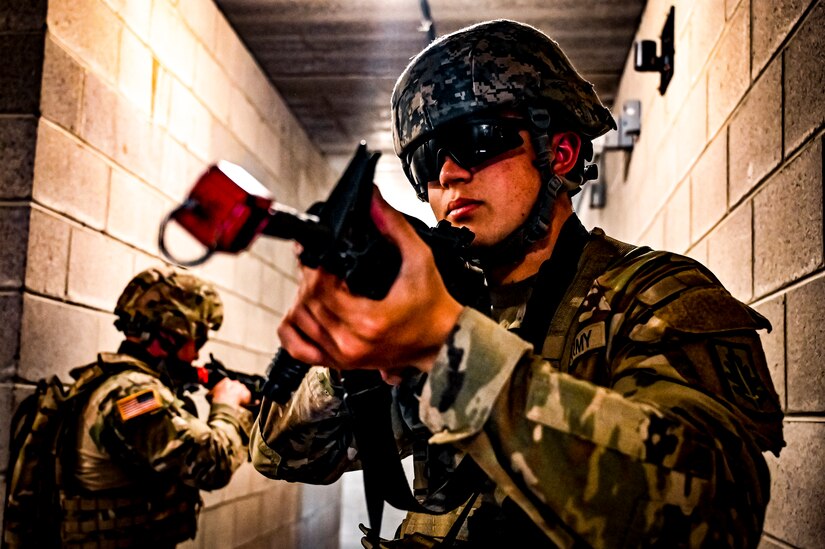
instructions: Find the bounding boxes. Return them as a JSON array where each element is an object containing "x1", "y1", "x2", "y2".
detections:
[{"x1": 407, "y1": 120, "x2": 525, "y2": 199}]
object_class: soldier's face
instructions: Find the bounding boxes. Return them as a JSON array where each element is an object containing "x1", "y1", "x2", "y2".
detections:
[{"x1": 427, "y1": 129, "x2": 542, "y2": 247}]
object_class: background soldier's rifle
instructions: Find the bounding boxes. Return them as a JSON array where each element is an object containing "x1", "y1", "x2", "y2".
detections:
[{"x1": 181, "y1": 354, "x2": 267, "y2": 413}]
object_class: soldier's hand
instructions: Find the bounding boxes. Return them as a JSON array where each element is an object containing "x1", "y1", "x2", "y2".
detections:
[
  {"x1": 277, "y1": 188, "x2": 463, "y2": 382},
  {"x1": 210, "y1": 378, "x2": 252, "y2": 408}
]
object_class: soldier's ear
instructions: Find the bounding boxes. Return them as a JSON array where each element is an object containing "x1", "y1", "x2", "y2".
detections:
[{"x1": 549, "y1": 131, "x2": 581, "y2": 176}]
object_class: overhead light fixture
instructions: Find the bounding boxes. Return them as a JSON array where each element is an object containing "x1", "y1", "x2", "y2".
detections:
[{"x1": 633, "y1": 6, "x2": 675, "y2": 95}]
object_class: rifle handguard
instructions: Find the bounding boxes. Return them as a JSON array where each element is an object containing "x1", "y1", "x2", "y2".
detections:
[{"x1": 263, "y1": 349, "x2": 314, "y2": 404}]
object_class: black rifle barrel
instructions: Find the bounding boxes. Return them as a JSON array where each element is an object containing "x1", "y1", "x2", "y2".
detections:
[{"x1": 263, "y1": 205, "x2": 332, "y2": 252}]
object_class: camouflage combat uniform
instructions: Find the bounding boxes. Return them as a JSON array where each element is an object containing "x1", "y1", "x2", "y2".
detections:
[
  {"x1": 251, "y1": 215, "x2": 784, "y2": 548},
  {"x1": 60, "y1": 348, "x2": 253, "y2": 547},
  {"x1": 253, "y1": 19, "x2": 784, "y2": 549}
]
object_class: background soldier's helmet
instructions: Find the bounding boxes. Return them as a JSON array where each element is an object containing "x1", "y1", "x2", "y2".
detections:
[
  {"x1": 391, "y1": 19, "x2": 617, "y2": 175},
  {"x1": 114, "y1": 267, "x2": 223, "y2": 345}
]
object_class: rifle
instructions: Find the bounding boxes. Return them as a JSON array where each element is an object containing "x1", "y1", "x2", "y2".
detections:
[
  {"x1": 159, "y1": 142, "x2": 487, "y2": 403},
  {"x1": 159, "y1": 142, "x2": 488, "y2": 537},
  {"x1": 190, "y1": 354, "x2": 266, "y2": 410}
]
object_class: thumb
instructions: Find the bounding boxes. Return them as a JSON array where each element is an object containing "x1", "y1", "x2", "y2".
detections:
[{"x1": 369, "y1": 186, "x2": 419, "y2": 248}]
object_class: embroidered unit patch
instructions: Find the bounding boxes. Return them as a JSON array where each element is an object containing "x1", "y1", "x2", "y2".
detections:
[
  {"x1": 709, "y1": 341, "x2": 767, "y2": 408},
  {"x1": 116, "y1": 388, "x2": 162, "y2": 421}
]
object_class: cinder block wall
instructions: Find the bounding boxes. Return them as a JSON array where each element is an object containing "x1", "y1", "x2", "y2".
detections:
[
  {"x1": 0, "y1": 0, "x2": 45, "y2": 540},
  {"x1": 578, "y1": 0, "x2": 824, "y2": 546},
  {"x1": 0, "y1": 0, "x2": 342, "y2": 547}
]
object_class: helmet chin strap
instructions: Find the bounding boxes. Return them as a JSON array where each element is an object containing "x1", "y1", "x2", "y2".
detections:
[{"x1": 473, "y1": 107, "x2": 573, "y2": 269}]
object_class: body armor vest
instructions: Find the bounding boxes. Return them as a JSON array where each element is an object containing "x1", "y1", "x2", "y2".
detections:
[
  {"x1": 4, "y1": 353, "x2": 202, "y2": 548},
  {"x1": 59, "y1": 354, "x2": 202, "y2": 547}
]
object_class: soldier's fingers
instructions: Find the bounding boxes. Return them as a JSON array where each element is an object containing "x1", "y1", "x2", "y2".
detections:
[
  {"x1": 283, "y1": 294, "x2": 352, "y2": 368},
  {"x1": 276, "y1": 321, "x2": 329, "y2": 367},
  {"x1": 298, "y1": 267, "x2": 375, "y2": 328},
  {"x1": 280, "y1": 294, "x2": 374, "y2": 369},
  {"x1": 290, "y1": 298, "x2": 344, "y2": 354},
  {"x1": 298, "y1": 255, "x2": 346, "y2": 282}
]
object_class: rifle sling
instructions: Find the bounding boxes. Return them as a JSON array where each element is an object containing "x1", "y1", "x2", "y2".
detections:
[
  {"x1": 344, "y1": 378, "x2": 483, "y2": 541},
  {"x1": 344, "y1": 378, "x2": 416, "y2": 535},
  {"x1": 514, "y1": 215, "x2": 590, "y2": 349}
]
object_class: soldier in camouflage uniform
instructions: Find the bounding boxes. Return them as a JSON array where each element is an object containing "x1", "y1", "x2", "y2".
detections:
[
  {"x1": 59, "y1": 267, "x2": 252, "y2": 547},
  {"x1": 251, "y1": 20, "x2": 785, "y2": 547}
]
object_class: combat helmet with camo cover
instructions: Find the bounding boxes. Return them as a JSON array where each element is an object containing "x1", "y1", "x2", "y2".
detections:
[
  {"x1": 392, "y1": 19, "x2": 616, "y2": 158},
  {"x1": 391, "y1": 20, "x2": 617, "y2": 263},
  {"x1": 114, "y1": 267, "x2": 223, "y2": 348}
]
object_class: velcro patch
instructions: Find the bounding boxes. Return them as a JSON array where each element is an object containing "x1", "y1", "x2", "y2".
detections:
[{"x1": 116, "y1": 389, "x2": 162, "y2": 421}]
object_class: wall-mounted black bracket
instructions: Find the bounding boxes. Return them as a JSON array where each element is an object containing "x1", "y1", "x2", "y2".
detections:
[
  {"x1": 589, "y1": 179, "x2": 607, "y2": 209},
  {"x1": 633, "y1": 6, "x2": 675, "y2": 95},
  {"x1": 603, "y1": 99, "x2": 641, "y2": 151}
]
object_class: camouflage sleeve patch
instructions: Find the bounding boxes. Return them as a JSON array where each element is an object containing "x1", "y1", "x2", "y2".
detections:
[
  {"x1": 116, "y1": 388, "x2": 162, "y2": 421},
  {"x1": 524, "y1": 361, "x2": 709, "y2": 475}
]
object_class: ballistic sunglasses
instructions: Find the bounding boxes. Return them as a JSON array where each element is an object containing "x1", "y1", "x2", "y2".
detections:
[{"x1": 405, "y1": 119, "x2": 527, "y2": 200}]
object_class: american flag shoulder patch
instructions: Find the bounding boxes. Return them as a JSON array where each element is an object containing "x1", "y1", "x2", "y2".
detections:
[{"x1": 116, "y1": 388, "x2": 162, "y2": 421}]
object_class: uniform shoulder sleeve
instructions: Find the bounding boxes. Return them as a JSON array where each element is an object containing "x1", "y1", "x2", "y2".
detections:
[
  {"x1": 420, "y1": 307, "x2": 533, "y2": 444},
  {"x1": 94, "y1": 370, "x2": 249, "y2": 490},
  {"x1": 251, "y1": 366, "x2": 356, "y2": 483},
  {"x1": 605, "y1": 250, "x2": 770, "y2": 334},
  {"x1": 594, "y1": 250, "x2": 784, "y2": 455}
]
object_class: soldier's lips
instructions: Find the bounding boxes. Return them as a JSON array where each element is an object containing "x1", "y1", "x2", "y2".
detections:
[{"x1": 446, "y1": 199, "x2": 482, "y2": 221}]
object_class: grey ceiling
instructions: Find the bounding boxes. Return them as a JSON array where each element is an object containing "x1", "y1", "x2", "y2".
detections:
[{"x1": 215, "y1": 0, "x2": 645, "y2": 162}]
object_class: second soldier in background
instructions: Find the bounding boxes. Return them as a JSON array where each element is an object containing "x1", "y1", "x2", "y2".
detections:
[{"x1": 3, "y1": 268, "x2": 253, "y2": 547}]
